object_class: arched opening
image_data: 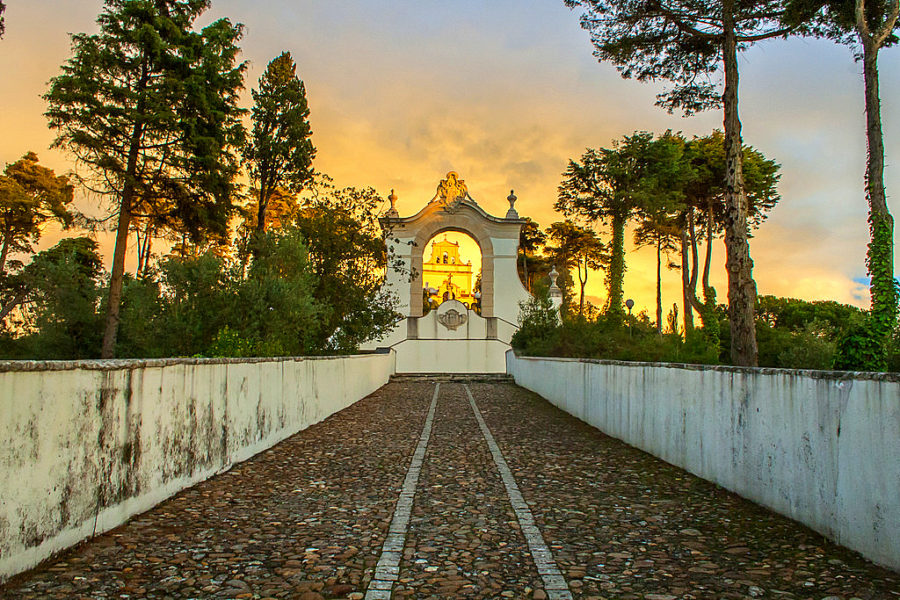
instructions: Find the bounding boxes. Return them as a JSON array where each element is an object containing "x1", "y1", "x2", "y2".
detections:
[{"x1": 421, "y1": 230, "x2": 482, "y2": 314}]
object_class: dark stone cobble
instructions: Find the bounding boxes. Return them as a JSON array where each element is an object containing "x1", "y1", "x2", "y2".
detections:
[
  {"x1": 470, "y1": 382, "x2": 900, "y2": 600},
  {"x1": 1, "y1": 380, "x2": 897, "y2": 600},
  {"x1": 394, "y1": 384, "x2": 541, "y2": 599}
]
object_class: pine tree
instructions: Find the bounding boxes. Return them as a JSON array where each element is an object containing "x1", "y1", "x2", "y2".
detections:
[
  {"x1": 566, "y1": 0, "x2": 797, "y2": 366},
  {"x1": 45, "y1": 0, "x2": 246, "y2": 358},
  {"x1": 557, "y1": 132, "x2": 655, "y2": 320},
  {"x1": 244, "y1": 51, "x2": 315, "y2": 235}
]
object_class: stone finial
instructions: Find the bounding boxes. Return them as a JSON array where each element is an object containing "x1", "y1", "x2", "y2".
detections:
[
  {"x1": 386, "y1": 189, "x2": 399, "y2": 217},
  {"x1": 506, "y1": 189, "x2": 519, "y2": 219},
  {"x1": 549, "y1": 265, "x2": 560, "y2": 288},
  {"x1": 548, "y1": 265, "x2": 563, "y2": 318}
]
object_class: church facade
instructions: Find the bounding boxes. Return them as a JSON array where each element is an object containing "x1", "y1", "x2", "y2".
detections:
[{"x1": 423, "y1": 236, "x2": 476, "y2": 309}]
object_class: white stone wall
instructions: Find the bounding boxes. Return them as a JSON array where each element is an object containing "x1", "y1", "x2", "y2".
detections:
[
  {"x1": 507, "y1": 352, "x2": 900, "y2": 572},
  {"x1": 0, "y1": 353, "x2": 395, "y2": 581},
  {"x1": 395, "y1": 339, "x2": 509, "y2": 373},
  {"x1": 489, "y1": 236, "x2": 531, "y2": 325}
]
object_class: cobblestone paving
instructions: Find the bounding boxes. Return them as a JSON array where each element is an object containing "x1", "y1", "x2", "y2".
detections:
[
  {"x1": 392, "y1": 384, "x2": 541, "y2": 599},
  {"x1": 2, "y1": 380, "x2": 898, "y2": 600},
  {"x1": 470, "y1": 383, "x2": 900, "y2": 600}
]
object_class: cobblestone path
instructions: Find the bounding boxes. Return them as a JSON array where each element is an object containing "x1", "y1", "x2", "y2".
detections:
[{"x1": 2, "y1": 379, "x2": 898, "y2": 600}]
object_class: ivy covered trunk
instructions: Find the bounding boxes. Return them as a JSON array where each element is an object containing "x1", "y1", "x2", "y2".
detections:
[
  {"x1": 862, "y1": 37, "x2": 898, "y2": 357},
  {"x1": 721, "y1": 5, "x2": 759, "y2": 367},
  {"x1": 607, "y1": 211, "x2": 626, "y2": 319},
  {"x1": 680, "y1": 229, "x2": 694, "y2": 333}
]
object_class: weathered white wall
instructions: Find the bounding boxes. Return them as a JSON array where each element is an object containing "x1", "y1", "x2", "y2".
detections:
[
  {"x1": 507, "y1": 352, "x2": 900, "y2": 572},
  {"x1": 0, "y1": 353, "x2": 395, "y2": 581},
  {"x1": 489, "y1": 236, "x2": 530, "y2": 326},
  {"x1": 395, "y1": 339, "x2": 508, "y2": 373}
]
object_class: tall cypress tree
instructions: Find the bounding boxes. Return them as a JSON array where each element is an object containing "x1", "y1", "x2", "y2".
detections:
[
  {"x1": 244, "y1": 51, "x2": 315, "y2": 235},
  {"x1": 45, "y1": 0, "x2": 246, "y2": 358},
  {"x1": 565, "y1": 0, "x2": 797, "y2": 366}
]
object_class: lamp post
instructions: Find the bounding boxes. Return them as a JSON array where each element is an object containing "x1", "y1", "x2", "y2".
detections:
[{"x1": 625, "y1": 298, "x2": 634, "y2": 337}]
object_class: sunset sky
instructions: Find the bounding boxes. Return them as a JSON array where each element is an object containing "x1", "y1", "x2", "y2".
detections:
[{"x1": 1, "y1": 1, "x2": 898, "y2": 317}]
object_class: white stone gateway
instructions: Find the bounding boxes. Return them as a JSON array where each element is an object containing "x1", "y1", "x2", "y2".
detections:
[{"x1": 365, "y1": 172, "x2": 531, "y2": 373}]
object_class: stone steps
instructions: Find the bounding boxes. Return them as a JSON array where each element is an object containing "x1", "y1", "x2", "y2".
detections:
[{"x1": 390, "y1": 372, "x2": 515, "y2": 384}]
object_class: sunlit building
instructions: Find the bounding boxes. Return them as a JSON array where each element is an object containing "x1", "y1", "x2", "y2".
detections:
[{"x1": 423, "y1": 236, "x2": 477, "y2": 308}]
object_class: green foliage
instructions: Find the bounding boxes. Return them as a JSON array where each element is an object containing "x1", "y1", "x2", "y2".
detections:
[
  {"x1": 518, "y1": 217, "x2": 546, "y2": 292},
  {"x1": 887, "y1": 325, "x2": 900, "y2": 372},
  {"x1": 155, "y1": 252, "x2": 231, "y2": 356},
  {"x1": 117, "y1": 228, "x2": 322, "y2": 358},
  {"x1": 0, "y1": 152, "x2": 75, "y2": 275},
  {"x1": 226, "y1": 228, "x2": 322, "y2": 356},
  {"x1": 45, "y1": 0, "x2": 247, "y2": 356},
  {"x1": 833, "y1": 318, "x2": 888, "y2": 372},
  {"x1": 511, "y1": 287, "x2": 561, "y2": 357},
  {"x1": 116, "y1": 275, "x2": 165, "y2": 357},
  {"x1": 698, "y1": 287, "x2": 721, "y2": 348},
  {"x1": 45, "y1": 0, "x2": 246, "y2": 240},
  {"x1": 756, "y1": 320, "x2": 837, "y2": 370},
  {"x1": 757, "y1": 294, "x2": 865, "y2": 332},
  {"x1": 244, "y1": 51, "x2": 316, "y2": 233},
  {"x1": 557, "y1": 133, "x2": 655, "y2": 318},
  {"x1": 8, "y1": 238, "x2": 103, "y2": 359},
  {"x1": 544, "y1": 220, "x2": 606, "y2": 317},
  {"x1": 565, "y1": 1, "x2": 795, "y2": 114},
  {"x1": 512, "y1": 292, "x2": 883, "y2": 371},
  {"x1": 867, "y1": 213, "x2": 900, "y2": 339},
  {"x1": 293, "y1": 178, "x2": 402, "y2": 352},
  {"x1": 0, "y1": 1, "x2": 5, "y2": 38},
  {"x1": 513, "y1": 298, "x2": 721, "y2": 365}
]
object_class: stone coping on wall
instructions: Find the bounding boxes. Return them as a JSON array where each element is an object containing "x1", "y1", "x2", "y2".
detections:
[
  {"x1": 0, "y1": 352, "x2": 387, "y2": 373},
  {"x1": 509, "y1": 351, "x2": 900, "y2": 383}
]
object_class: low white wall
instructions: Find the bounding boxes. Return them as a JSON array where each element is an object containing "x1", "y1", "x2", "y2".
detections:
[
  {"x1": 0, "y1": 352, "x2": 395, "y2": 581},
  {"x1": 395, "y1": 339, "x2": 508, "y2": 373},
  {"x1": 507, "y1": 352, "x2": 900, "y2": 572}
]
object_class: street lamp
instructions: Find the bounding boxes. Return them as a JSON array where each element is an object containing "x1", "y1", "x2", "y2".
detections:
[{"x1": 625, "y1": 298, "x2": 634, "y2": 336}]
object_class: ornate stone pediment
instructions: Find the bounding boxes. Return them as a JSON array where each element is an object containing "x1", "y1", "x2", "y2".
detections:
[
  {"x1": 438, "y1": 308, "x2": 468, "y2": 331},
  {"x1": 434, "y1": 171, "x2": 469, "y2": 213}
]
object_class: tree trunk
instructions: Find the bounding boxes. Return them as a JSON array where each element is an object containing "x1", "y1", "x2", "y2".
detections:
[
  {"x1": 523, "y1": 252, "x2": 529, "y2": 292},
  {"x1": 101, "y1": 188, "x2": 134, "y2": 358},
  {"x1": 680, "y1": 229, "x2": 694, "y2": 333},
  {"x1": 0, "y1": 290, "x2": 26, "y2": 323},
  {"x1": 656, "y1": 235, "x2": 663, "y2": 334},
  {"x1": 0, "y1": 228, "x2": 10, "y2": 276},
  {"x1": 256, "y1": 183, "x2": 269, "y2": 235},
  {"x1": 861, "y1": 36, "x2": 898, "y2": 342},
  {"x1": 703, "y1": 201, "x2": 714, "y2": 298},
  {"x1": 687, "y1": 208, "x2": 704, "y2": 315},
  {"x1": 578, "y1": 256, "x2": 587, "y2": 316},
  {"x1": 721, "y1": 5, "x2": 759, "y2": 366},
  {"x1": 608, "y1": 211, "x2": 626, "y2": 317},
  {"x1": 101, "y1": 59, "x2": 149, "y2": 359}
]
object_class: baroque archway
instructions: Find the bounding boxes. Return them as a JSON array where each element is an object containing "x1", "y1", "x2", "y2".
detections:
[{"x1": 365, "y1": 172, "x2": 531, "y2": 372}]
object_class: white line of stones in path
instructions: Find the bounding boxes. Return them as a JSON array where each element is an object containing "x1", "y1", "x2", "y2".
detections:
[
  {"x1": 365, "y1": 383, "x2": 440, "y2": 600},
  {"x1": 465, "y1": 385, "x2": 574, "y2": 600},
  {"x1": 366, "y1": 383, "x2": 572, "y2": 600}
]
